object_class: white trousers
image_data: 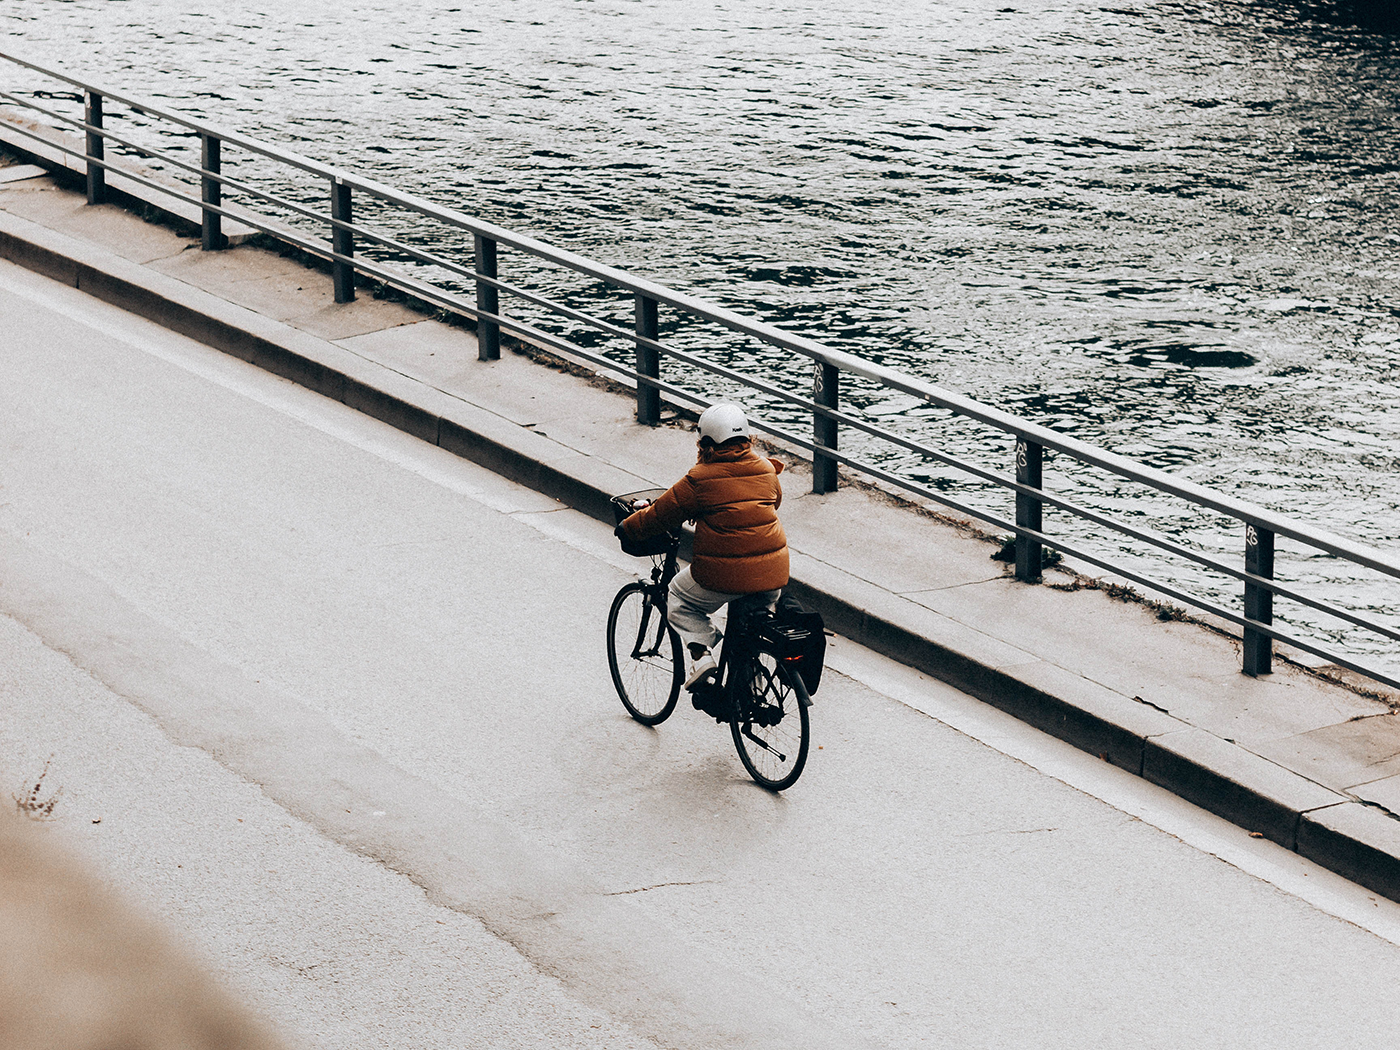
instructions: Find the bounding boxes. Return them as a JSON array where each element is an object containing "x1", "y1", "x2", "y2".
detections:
[{"x1": 667, "y1": 566, "x2": 779, "y2": 651}]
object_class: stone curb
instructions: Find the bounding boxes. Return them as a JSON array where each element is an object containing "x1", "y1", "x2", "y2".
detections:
[
  {"x1": 4, "y1": 192, "x2": 1400, "y2": 905},
  {"x1": 1299, "y1": 803, "x2": 1400, "y2": 903}
]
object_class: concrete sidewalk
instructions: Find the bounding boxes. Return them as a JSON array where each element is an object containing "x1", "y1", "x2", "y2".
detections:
[{"x1": 4, "y1": 143, "x2": 1400, "y2": 904}]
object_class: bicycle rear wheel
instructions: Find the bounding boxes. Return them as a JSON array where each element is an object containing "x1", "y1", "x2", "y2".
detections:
[
  {"x1": 607, "y1": 583, "x2": 682, "y2": 725},
  {"x1": 731, "y1": 651, "x2": 811, "y2": 791}
]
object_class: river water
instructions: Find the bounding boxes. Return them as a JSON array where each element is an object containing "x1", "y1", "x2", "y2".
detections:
[{"x1": 1, "y1": 0, "x2": 1397, "y2": 669}]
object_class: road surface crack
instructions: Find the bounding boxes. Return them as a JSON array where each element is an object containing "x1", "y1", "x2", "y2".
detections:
[{"x1": 604, "y1": 880, "x2": 718, "y2": 896}]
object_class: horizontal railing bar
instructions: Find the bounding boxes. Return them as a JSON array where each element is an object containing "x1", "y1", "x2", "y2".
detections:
[
  {"x1": 936, "y1": 505, "x2": 1400, "y2": 689},
  {"x1": 4, "y1": 52, "x2": 1398, "y2": 683},
  {"x1": 341, "y1": 242, "x2": 863, "y2": 433},
  {"x1": 1008, "y1": 532, "x2": 1400, "y2": 692},
  {"x1": 0, "y1": 117, "x2": 236, "y2": 216},
  {"x1": 650, "y1": 342, "x2": 822, "y2": 409},
  {"x1": 816, "y1": 404, "x2": 1013, "y2": 489},
  {"x1": 310, "y1": 250, "x2": 686, "y2": 402},
  {"x1": 793, "y1": 437, "x2": 1400, "y2": 673},
  {"x1": 1242, "y1": 570, "x2": 1400, "y2": 642},
  {"x1": 0, "y1": 50, "x2": 350, "y2": 181},
  {"x1": 1, "y1": 94, "x2": 452, "y2": 268},
  {"x1": 1, "y1": 90, "x2": 209, "y2": 173},
  {"x1": 0, "y1": 95, "x2": 351, "y2": 237},
  {"x1": 0, "y1": 110, "x2": 439, "y2": 296},
  {"x1": 202, "y1": 201, "x2": 337, "y2": 262},
  {"x1": 240, "y1": 223, "x2": 1400, "y2": 643},
  {"x1": 809, "y1": 407, "x2": 1395, "y2": 645},
  {"x1": 767, "y1": 386, "x2": 1400, "y2": 638},
  {"x1": 354, "y1": 265, "x2": 838, "y2": 463},
  {"x1": 796, "y1": 436, "x2": 1022, "y2": 533},
  {"x1": 251, "y1": 205, "x2": 1400, "y2": 655},
  {"x1": 14, "y1": 120, "x2": 1400, "y2": 654},
  {"x1": 423, "y1": 266, "x2": 847, "y2": 428},
  {"x1": 3, "y1": 53, "x2": 1396, "y2": 577},
  {"x1": 338, "y1": 223, "x2": 475, "y2": 278},
  {"x1": 17, "y1": 131, "x2": 343, "y2": 269},
  {"x1": 0, "y1": 88, "x2": 102, "y2": 137},
  {"x1": 1010, "y1": 471, "x2": 1400, "y2": 638},
  {"x1": 786, "y1": 402, "x2": 1397, "y2": 641},
  {"x1": 1030, "y1": 485, "x2": 1400, "y2": 640},
  {"x1": 295, "y1": 243, "x2": 994, "y2": 505}
]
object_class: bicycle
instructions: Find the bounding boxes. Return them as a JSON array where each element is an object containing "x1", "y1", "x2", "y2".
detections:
[{"x1": 606, "y1": 489, "x2": 813, "y2": 791}]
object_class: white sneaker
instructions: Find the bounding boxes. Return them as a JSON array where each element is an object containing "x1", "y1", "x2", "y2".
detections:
[{"x1": 684, "y1": 650, "x2": 718, "y2": 689}]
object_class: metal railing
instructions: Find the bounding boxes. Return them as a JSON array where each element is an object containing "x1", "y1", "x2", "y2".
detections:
[{"x1": 2, "y1": 50, "x2": 1397, "y2": 691}]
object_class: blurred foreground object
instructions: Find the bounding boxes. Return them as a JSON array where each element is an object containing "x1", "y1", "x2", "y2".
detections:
[{"x1": 0, "y1": 806, "x2": 284, "y2": 1050}]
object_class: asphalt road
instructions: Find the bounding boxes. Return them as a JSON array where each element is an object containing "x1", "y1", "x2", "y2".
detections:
[{"x1": 3, "y1": 257, "x2": 1400, "y2": 1050}]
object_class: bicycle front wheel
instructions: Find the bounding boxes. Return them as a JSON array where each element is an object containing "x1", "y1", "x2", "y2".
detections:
[
  {"x1": 731, "y1": 651, "x2": 811, "y2": 791},
  {"x1": 607, "y1": 583, "x2": 682, "y2": 725}
]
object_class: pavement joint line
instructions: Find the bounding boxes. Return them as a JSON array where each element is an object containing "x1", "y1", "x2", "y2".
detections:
[{"x1": 5, "y1": 146, "x2": 1400, "y2": 906}]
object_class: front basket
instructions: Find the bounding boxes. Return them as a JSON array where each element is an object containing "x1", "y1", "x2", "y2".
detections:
[{"x1": 611, "y1": 489, "x2": 676, "y2": 557}]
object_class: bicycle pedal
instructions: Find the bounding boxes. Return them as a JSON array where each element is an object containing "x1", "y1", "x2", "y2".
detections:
[{"x1": 685, "y1": 671, "x2": 717, "y2": 694}]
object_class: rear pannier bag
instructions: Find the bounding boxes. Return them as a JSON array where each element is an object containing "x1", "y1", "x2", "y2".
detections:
[{"x1": 758, "y1": 593, "x2": 827, "y2": 697}]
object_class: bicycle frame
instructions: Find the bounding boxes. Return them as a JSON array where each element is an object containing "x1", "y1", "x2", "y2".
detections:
[
  {"x1": 701, "y1": 598, "x2": 774, "y2": 720},
  {"x1": 628, "y1": 539, "x2": 680, "y2": 661},
  {"x1": 608, "y1": 514, "x2": 810, "y2": 789},
  {"x1": 615, "y1": 512, "x2": 786, "y2": 714}
]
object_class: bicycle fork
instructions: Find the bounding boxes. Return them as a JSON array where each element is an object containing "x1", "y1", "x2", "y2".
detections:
[{"x1": 630, "y1": 591, "x2": 667, "y2": 661}]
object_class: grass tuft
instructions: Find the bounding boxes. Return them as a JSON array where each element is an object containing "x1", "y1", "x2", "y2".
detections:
[{"x1": 14, "y1": 754, "x2": 62, "y2": 821}]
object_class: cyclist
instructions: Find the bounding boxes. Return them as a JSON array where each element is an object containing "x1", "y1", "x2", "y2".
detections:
[{"x1": 616, "y1": 402, "x2": 789, "y2": 689}]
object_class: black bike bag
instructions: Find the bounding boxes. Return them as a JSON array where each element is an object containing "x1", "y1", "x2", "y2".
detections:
[{"x1": 758, "y1": 593, "x2": 827, "y2": 696}]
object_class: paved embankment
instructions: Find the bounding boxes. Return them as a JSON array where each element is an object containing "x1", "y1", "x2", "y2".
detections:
[
  {"x1": 10, "y1": 255, "x2": 1400, "y2": 1050},
  {"x1": 2, "y1": 140, "x2": 1400, "y2": 909}
]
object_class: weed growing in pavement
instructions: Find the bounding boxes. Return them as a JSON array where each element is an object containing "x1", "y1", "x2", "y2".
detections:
[
  {"x1": 989, "y1": 535, "x2": 1064, "y2": 570},
  {"x1": 14, "y1": 754, "x2": 62, "y2": 821}
]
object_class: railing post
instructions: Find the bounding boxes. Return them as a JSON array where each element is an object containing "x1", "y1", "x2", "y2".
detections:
[
  {"x1": 813, "y1": 361, "x2": 839, "y2": 494},
  {"x1": 1015, "y1": 437, "x2": 1044, "y2": 582},
  {"x1": 84, "y1": 90, "x2": 105, "y2": 205},
  {"x1": 330, "y1": 178, "x2": 355, "y2": 303},
  {"x1": 634, "y1": 293, "x2": 660, "y2": 424},
  {"x1": 1243, "y1": 523, "x2": 1275, "y2": 676},
  {"x1": 474, "y1": 234, "x2": 500, "y2": 361},
  {"x1": 200, "y1": 133, "x2": 226, "y2": 251}
]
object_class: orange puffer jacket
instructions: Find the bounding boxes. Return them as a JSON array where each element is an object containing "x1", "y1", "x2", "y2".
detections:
[{"x1": 622, "y1": 441, "x2": 789, "y2": 594}]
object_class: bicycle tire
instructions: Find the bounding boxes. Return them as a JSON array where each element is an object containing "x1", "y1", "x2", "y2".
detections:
[
  {"x1": 730, "y1": 650, "x2": 811, "y2": 790},
  {"x1": 607, "y1": 582, "x2": 682, "y2": 725}
]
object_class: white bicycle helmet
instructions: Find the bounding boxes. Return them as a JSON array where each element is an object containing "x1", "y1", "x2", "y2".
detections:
[{"x1": 697, "y1": 402, "x2": 750, "y2": 444}]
